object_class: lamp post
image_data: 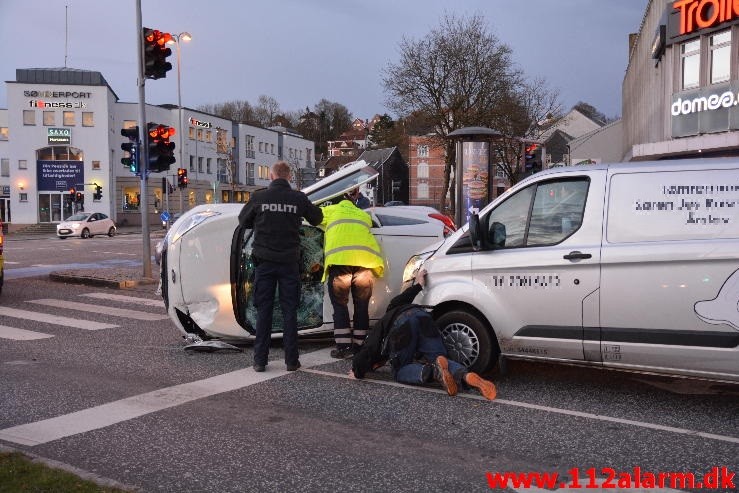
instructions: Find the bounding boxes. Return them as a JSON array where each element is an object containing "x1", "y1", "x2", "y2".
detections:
[{"x1": 167, "y1": 31, "x2": 191, "y2": 213}]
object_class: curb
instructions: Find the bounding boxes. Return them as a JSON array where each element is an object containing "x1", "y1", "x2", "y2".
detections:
[{"x1": 49, "y1": 273, "x2": 159, "y2": 289}]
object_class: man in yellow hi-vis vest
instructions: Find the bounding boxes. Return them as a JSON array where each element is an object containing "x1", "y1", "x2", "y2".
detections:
[{"x1": 320, "y1": 188, "x2": 384, "y2": 359}]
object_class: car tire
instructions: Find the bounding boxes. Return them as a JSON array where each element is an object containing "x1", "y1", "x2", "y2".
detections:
[
  {"x1": 58, "y1": 236, "x2": 66, "y2": 240},
  {"x1": 436, "y1": 309, "x2": 499, "y2": 374},
  {"x1": 81, "y1": 228, "x2": 90, "y2": 239},
  {"x1": 108, "y1": 227, "x2": 116, "y2": 237}
]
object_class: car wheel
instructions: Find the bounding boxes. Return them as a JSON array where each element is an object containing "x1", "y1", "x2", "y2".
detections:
[
  {"x1": 108, "y1": 227, "x2": 116, "y2": 237},
  {"x1": 58, "y1": 236, "x2": 66, "y2": 240},
  {"x1": 81, "y1": 228, "x2": 90, "y2": 239},
  {"x1": 436, "y1": 310, "x2": 499, "y2": 374}
]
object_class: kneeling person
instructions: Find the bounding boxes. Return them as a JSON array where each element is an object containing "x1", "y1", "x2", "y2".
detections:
[{"x1": 350, "y1": 270, "x2": 496, "y2": 400}]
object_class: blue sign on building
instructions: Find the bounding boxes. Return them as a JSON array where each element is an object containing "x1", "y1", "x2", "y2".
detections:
[{"x1": 37, "y1": 161, "x2": 84, "y2": 191}]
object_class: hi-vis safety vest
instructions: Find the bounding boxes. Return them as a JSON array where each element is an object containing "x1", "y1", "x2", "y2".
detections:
[{"x1": 320, "y1": 200, "x2": 384, "y2": 282}]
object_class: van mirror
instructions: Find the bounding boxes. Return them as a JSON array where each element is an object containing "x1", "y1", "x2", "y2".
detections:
[
  {"x1": 490, "y1": 222, "x2": 506, "y2": 249},
  {"x1": 469, "y1": 214, "x2": 482, "y2": 251}
]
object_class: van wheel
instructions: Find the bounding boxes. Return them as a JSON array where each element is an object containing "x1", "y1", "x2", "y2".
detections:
[
  {"x1": 81, "y1": 228, "x2": 90, "y2": 239},
  {"x1": 436, "y1": 310, "x2": 498, "y2": 374}
]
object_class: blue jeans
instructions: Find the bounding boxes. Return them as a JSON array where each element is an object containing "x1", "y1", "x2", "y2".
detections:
[
  {"x1": 253, "y1": 260, "x2": 300, "y2": 367},
  {"x1": 328, "y1": 265, "x2": 374, "y2": 347},
  {"x1": 390, "y1": 308, "x2": 466, "y2": 385}
]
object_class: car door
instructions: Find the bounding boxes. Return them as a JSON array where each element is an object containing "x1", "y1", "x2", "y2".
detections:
[{"x1": 471, "y1": 171, "x2": 606, "y2": 362}]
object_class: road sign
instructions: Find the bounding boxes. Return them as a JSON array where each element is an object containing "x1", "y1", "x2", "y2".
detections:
[{"x1": 160, "y1": 211, "x2": 170, "y2": 223}]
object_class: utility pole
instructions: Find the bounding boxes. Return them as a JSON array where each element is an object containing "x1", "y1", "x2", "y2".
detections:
[{"x1": 135, "y1": 0, "x2": 152, "y2": 279}]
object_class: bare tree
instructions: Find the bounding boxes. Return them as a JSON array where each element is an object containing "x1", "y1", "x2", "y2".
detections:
[
  {"x1": 197, "y1": 100, "x2": 256, "y2": 124},
  {"x1": 254, "y1": 95, "x2": 281, "y2": 127},
  {"x1": 383, "y1": 12, "x2": 521, "y2": 215}
]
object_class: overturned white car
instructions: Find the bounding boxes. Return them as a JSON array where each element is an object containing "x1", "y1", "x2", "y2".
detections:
[{"x1": 158, "y1": 160, "x2": 455, "y2": 349}]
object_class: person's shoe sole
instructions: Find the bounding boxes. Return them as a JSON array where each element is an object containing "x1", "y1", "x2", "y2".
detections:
[
  {"x1": 253, "y1": 364, "x2": 266, "y2": 372},
  {"x1": 435, "y1": 356, "x2": 458, "y2": 396},
  {"x1": 286, "y1": 362, "x2": 301, "y2": 371},
  {"x1": 465, "y1": 372, "x2": 496, "y2": 400}
]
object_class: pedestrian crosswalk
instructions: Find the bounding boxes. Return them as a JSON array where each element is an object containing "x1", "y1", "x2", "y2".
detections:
[{"x1": 0, "y1": 292, "x2": 167, "y2": 340}]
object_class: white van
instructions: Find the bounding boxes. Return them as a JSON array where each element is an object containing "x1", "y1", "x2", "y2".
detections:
[{"x1": 405, "y1": 158, "x2": 739, "y2": 382}]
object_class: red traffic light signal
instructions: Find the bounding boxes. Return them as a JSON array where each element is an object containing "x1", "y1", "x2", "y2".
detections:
[
  {"x1": 143, "y1": 28, "x2": 173, "y2": 80},
  {"x1": 147, "y1": 123, "x2": 176, "y2": 173},
  {"x1": 177, "y1": 167, "x2": 188, "y2": 188}
]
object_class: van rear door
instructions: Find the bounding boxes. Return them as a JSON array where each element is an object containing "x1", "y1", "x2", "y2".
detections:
[{"x1": 471, "y1": 171, "x2": 606, "y2": 362}]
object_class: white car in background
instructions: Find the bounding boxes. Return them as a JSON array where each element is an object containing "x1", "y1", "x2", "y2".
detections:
[
  {"x1": 158, "y1": 160, "x2": 456, "y2": 347},
  {"x1": 56, "y1": 212, "x2": 117, "y2": 239}
]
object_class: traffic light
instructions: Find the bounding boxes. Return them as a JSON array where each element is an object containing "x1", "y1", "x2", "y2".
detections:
[
  {"x1": 69, "y1": 187, "x2": 76, "y2": 202},
  {"x1": 525, "y1": 144, "x2": 540, "y2": 172},
  {"x1": 93, "y1": 184, "x2": 103, "y2": 201},
  {"x1": 121, "y1": 126, "x2": 140, "y2": 175},
  {"x1": 177, "y1": 167, "x2": 189, "y2": 188},
  {"x1": 147, "y1": 123, "x2": 176, "y2": 173},
  {"x1": 143, "y1": 28, "x2": 173, "y2": 80}
]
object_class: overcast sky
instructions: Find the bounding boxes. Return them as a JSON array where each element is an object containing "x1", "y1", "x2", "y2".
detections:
[{"x1": 0, "y1": 0, "x2": 647, "y2": 121}]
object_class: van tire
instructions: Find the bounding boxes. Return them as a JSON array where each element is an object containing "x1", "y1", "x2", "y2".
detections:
[{"x1": 436, "y1": 310, "x2": 498, "y2": 374}]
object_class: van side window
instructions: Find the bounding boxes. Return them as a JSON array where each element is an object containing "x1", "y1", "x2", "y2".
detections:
[{"x1": 486, "y1": 178, "x2": 588, "y2": 248}]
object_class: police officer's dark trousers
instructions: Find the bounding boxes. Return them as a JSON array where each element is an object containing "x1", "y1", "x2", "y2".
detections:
[{"x1": 253, "y1": 260, "x2": 300, "y2": 367}]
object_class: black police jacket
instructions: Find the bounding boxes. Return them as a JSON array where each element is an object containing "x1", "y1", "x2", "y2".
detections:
[{"x1": 238, "y1": 178, "x2": 323, "y2": 263}]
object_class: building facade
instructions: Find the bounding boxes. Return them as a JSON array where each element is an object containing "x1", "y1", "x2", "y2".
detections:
[
  {"x1": 0, "y1": 68, "x2": 315, "y2": 231},
  {"x1": 623, "y1": 0, "x2": 739, "y2": 161}
]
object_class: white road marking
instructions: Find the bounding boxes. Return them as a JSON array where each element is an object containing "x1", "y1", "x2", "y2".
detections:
[
  {"x1": 3, "y1": 261, "x2": 20, "y2": 265},
  {"x1": 303, "y1": 368, "x2": 739, "y2": 445},
  {"x1": 27, "y1": 299, "x2": 168, "y2": 321},
  {"x1": 0, "y1": 325, "x2": 54, "y2": 340},
  {"x1": 0, "y1": 348, "x2": 334, "y2": 446},
  {"x1": 80, "y1": 293, "x2": 164, "y2": 308},
  {"x1": 0, "y1": 307, "x2": 118, "y2": 331}
]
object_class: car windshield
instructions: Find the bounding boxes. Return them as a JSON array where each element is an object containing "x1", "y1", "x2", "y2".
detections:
[
  {"x1": 68, "y1": 213, "x2": 90, "y2": 221},
  {"x1": 303, "y1": 160, "x2": 378, "y2": 205}
]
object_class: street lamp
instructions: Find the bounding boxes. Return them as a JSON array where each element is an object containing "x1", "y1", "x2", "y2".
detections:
[{"x1": 167, "y1": 32, "x2": 191, "y2": 213}]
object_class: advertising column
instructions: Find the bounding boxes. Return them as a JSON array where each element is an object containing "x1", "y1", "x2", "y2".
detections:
[{"x1": 460, "y1": 141, "x2": 490, "y2": 226}]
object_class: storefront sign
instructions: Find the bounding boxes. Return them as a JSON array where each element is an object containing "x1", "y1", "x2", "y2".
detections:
[
  {"x1": 48, "y1": 128, "x2": 71, "y2": 145},
  {"x1": 671, "y1": 81, "x2": 739, "y2": 137},
  {"x1": 29, "y1": 100, "x2": 87, "y2": 109},
  {"x1": 672, "y1": 0, "x2": 739, "y2": 35},
  {"x1": 189, "y1": 117, "x2": 212, "y2": 128},
  {"x1": 37, "y1": 161, "x2": 84, "y2": 191},
  {"x1": 23, "y1": 90, "x2": 92, "y2": 98}
]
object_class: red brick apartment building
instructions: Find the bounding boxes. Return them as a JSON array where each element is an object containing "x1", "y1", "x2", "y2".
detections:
[{"x1": 408, "y1": 135, "x2": 448, "y2": 209}]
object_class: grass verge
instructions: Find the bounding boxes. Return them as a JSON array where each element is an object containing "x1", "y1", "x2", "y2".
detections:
[{"x1": 0, "y1": 451, "x2": 129, "y2": 492}]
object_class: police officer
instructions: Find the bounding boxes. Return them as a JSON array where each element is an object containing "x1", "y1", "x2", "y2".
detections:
[
  {"x1": 239, "y1": 161, "x2": 323, "y2": 372},
  {"x1": 320, "y1": 188, "x2": 384, "y2": 358}
]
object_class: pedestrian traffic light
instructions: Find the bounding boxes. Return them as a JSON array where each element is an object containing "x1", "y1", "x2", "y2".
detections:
[
  {"x1": 69, "y1": 187, "x2": 76, "y2": 202},
  {"x1": 147, "y1": 123, "x2": 176, "y2": 173},
  {"x1": 93, "y1": 184, "x2": 103, "y2": 201},
  {"x1": 177, "y1": 167, "x2": 188, "y2": 188},
  {"x1": 143, "y1": 28, "x2": 173, "y2": 80},
  {"x1": 121, "y1": 126, "x2": 140, "y2": 175}
]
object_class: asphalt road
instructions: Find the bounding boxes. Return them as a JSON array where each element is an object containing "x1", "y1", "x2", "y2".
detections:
[{"x1": 0, "y1": 235, "x2": 737, "y2": 492}]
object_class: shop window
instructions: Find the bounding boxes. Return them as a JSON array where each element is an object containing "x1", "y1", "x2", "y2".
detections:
[
  {"x1": 221, "y1": 190, "x2": 230, "y2": 203},
  {"x1": 18, "y1": 159, "x2": 27, "y2": 170},
  {"x1": 63, "y1": 111, "x2": 75, "y2": 126},
  {"x1": 43, "y1": 111, "x2": 55, "y2": 126},
  {"x1": 82, "y1": 112, "x2": 94, "y2": 127},
  {"x1": 123, "y1": 187, "x2": 140, "y2": 210},
  {"x1": 417, "y1": 162, "x2": 429, "y2": 179},
  {"x1": 204, "y1": 190, "x2": 213, "y2": 204},
  {"x1": 0, "y1": 127, "x2": 7, "y2": 140},
  {"x1": 710, "y1": 30, "x2": 731, "y2": 85},
  {"x1": 188, "y1": 190, "x2": 196, "y2": 207},
  {"x1": 92, "y1": 160, "x2": 101, "y2": 170},
  {"x1": 23, "y1": 110, "x2": 35, "y2": 125},
  {"x1": 681, "y1": 38, "x2": 700, "y2": 90},
  {"x1": 1, "y1": 159, "x2": 8, "y2": 177}
]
